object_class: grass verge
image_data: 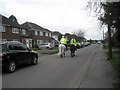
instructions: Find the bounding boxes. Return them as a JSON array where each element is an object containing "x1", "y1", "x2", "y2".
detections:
[
  {"x1": 41, "y1": 50, "x2": 59, "y2": 55},
  {"x1": 109, "y1": 51, "x2": 120, "y2": 88},
  {"x1": 103, "y1": 44, "x2": 120, "y2": 88}
]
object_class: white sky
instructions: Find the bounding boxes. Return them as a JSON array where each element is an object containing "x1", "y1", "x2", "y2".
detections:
[{"x1": 0, "y1": 0, "x2": 104, "y2": 40}]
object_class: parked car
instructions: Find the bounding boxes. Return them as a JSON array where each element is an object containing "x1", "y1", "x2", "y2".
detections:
[
  {"x1": 84, "y1": 42, "x2": 90, "y2": 46},
  {"x1": 76, "y1": 42, "x2": 82, "y2": 49},
  {"x1": 0, "y1": 41, "x2": 38, "y2": 73},
  {"x1": 38, "y1": 43, "x2": 52, "y2": 49},
  {"x1": 97, "y1": 41, "x2": 102, "y2": 44}
]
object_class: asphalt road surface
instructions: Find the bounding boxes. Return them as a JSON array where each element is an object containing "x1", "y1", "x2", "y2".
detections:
[{"x1": 2, "y1": 44, "x2": 113, "y2": 88}]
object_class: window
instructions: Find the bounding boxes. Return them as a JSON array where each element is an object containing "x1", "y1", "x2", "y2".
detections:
[
  {"x1": 9, "y1": 44, "x2": 27, "y2": 50},
  {"x1": 43, "y1": 32, "x2": 46, "y2": 36},
  {"x1": 0, "y1": 39, "x2": 7, "y2": 43},
  {"x1": 39, "y1": 31, "x2": 43, "y2": 36},
  {"x1": 49, "y1": 33, "x2": 52, "y2": 37},
  {"x1": 37, "y1": 31, "x2": 40, "y2": 35},
  {"x1": 35, "y1": 31, "x2": 38, "y2": 35},
  {"x1": 9, "y1": 44, "x2": 20, "y2": 50},
  {"x1": 22, "y1": 29, "x2": 26, "y2": 34},
  {"x1": 39, "y1": 31, "x2": 41, "y2": 36},
  {"x1": 12, "y1": 28, "x2": 19, "y2": 34},
  {"x1": 19, "y1": 44, "x2": 28, "y2": 50},
  {"x1": 46, "y1": 33, "x2": 48, "y2": 36},
  {"x1": 0, "y1": 25, "x2": 5, "y2": 32}
]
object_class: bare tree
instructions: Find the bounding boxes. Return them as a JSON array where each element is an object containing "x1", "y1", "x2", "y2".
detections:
[{"x1": 73, "y1": 29, "x2": 85, "y2": 38}]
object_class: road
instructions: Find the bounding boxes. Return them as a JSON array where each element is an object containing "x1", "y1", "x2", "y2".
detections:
[{"x1": 2, "y1": 44, "x2": 113, "y2": 88}]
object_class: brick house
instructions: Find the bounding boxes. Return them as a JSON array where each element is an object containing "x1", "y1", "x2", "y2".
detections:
[
  {"x1": 0, "y1": 14, "x2": 33, "y2": 48},
  {"x1": 21, "y1": 22, "x2": 54, "y2": 48}
]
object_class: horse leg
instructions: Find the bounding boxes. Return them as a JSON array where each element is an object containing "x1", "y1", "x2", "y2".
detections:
[
  {"x1": 60, "y1": 54, "x2": 62, "y2": 58},
  {"x1": 64, "y1": 52, "x2": 65, "y2": 57},
  {"x1": 71, "y1": 51, "x2": 73, "y2": 57}
]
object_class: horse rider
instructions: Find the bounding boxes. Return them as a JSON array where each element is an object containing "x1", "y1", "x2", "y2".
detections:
[
  {"x1": 70, "y1": 38, "x2": 77, "y2": 56},
  {"x1": 60, "y1": 36, "x2": 67, "y2": 51}
]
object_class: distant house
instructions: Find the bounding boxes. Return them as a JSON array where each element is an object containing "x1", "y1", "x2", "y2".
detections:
[
  {"x1": 52, "y1": 32, "x2": 59, "y2": 41},
  {"x1": 64, "y1": 33, "x2": 86, "y2": 43},
  {"x1": 21, "y1": 22, "x2": 54, "y2": 48},
  {"x1": 52, "y1": 31, "x2": 63, "y2": 46}
]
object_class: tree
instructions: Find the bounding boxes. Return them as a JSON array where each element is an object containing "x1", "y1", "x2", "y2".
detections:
[
  {"x1": 72, "y1": 29, "x2": 85, "y2": 38},
  {"x1": 87, "y1": 1, "x2": 120, "y2": 58}
]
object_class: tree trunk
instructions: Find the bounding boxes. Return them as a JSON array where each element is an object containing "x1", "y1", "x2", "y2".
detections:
[{"x1": 108, "y1": 24, "x2": 112, "y2": 59}]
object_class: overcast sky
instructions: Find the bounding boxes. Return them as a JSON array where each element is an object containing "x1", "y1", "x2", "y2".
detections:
[{"x1": 0, "y1": 0, "x2": 104, "y2": 40}]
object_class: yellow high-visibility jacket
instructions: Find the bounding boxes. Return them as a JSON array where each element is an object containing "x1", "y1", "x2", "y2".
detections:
[
  {"x1": 70, "y1": 38, "x2": 76, "y2": 46},
  {"x1": 60, "y1": 38, "x2": 67, "y2": 44}
]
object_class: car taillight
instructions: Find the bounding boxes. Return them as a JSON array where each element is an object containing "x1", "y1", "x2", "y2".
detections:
[{"x1": 0, "y1": 52, "x2": 7, "y2": 57}]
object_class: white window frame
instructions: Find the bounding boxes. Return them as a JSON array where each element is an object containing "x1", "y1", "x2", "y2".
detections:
[
  {"x1": 0, "y1": 25, "x2": 6, "y2": 32},
  {"x1": 22, "y1": 29, "x2": 26, "y2": 34},
  {"x1": 41, "y1": 31, "x2": 43, "y2": 36},
  {"x1": 48, "y1": 33, "x2": 50, "y2": 37},
  {"x1": 39, "y1": 31, "x2": 41, "y2": 36},
  {"x1": 0, "y1": 39, "x2": 7, "y2": 43},
  {"x1": 39, "y1": 31, "x2": 43, "y2": 36},
  {"x1": 46, "y1": 32, "x2": 48, "y2": 36},
  {"x1": 12, "y1": 27, "x2": 19, "y2": 34},
  {"x1": 35, "y1": 30, "x2": 38, "y2": 35},
  {"x1": 37, "y1": 31, "x2": 40, "y2": 35},
  {"x1": 50, "y1": 33, "x2": 52, "y2": 37}
]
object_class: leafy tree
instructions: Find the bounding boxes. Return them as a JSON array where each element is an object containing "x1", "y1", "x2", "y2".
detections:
[{"x1": 87, "y1": 1, "x2": 120, "y2": 58}]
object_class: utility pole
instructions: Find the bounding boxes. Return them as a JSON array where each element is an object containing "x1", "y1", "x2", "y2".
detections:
[
  {"x1": 107, "y1": 3, "x2": 112, "y2": 59},
  {"x1": 103, "y1": 27, "x2": 105, "y2": 48},
  {"x1": 108, "y1": 24, "x2": 112, "y2": 59}
]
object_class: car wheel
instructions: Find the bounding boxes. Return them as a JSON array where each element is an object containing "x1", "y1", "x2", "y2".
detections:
[
  {"x1": 7, "y1": 61, "x2": 16, "y2": 73},
  {"x1": 31, "y1": 57, "x2": 38, "y2": 65}
]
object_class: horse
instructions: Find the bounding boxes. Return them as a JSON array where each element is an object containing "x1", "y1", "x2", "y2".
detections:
[
  {"x1": 70, "y1": 45, "x2": 76, "y2": 57},
  {"x1": 58, "y1": 44, "x2": 66, "y2": 58}
]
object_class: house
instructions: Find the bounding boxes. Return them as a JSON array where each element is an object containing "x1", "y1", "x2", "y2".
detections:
[
  {"x1": 64, "y1": 33, "x2": 87, "y2": 43},
  {"x1": 0, "y1": 14, "x2": 55, "y2": 48},
  {"x1": 21, "y1": 22, "x2": 54, "y2": 48},
  {"x1": 52, "y1": 31, "x2": 63, "y2": 46},
  {"x1": 0, "y1": 14, "x2": 33, "y2": 48}
]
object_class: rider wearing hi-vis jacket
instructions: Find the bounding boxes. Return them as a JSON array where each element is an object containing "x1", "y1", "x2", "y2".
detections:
[
  {"x1": 60, "y1": 36, "x2": 67, "y2": 51},
  {"x1": 70, "y1": 38, "x2": 76, "y2": 46},
  {"x1": 70, "y1": 38, "x2": 77, "y2": 56}
]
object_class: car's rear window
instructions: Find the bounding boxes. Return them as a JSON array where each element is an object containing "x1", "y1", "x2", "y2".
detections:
[{"x1": 0, "y1": 44, "x2": 7, "y2": 52}]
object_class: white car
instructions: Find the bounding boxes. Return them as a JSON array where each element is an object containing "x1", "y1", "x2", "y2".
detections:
[
  {"x1": 38, "y1": 43, "x2": 52, "y2": 49},
  {"x1": 97, "y1": 41, "x2": 101, "y2": 44}
]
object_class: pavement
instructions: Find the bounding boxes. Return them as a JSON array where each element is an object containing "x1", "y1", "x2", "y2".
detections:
[
  {"x1": 79, "y1": 44, "x2": 114, "y2": 88},
  {"x1": 2, "y1": 44, "x2": 114, "y2": 88}
]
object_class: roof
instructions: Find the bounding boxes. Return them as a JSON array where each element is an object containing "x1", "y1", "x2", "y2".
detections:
[
  {"x1": 1, "y1": 14, "x2": 21, "y2": 28},
  {"x1": 21, "y1": 22, "x2": 51, "y2": 32},
  {"x1": 52, "y1": 31, "x2": 62, "y2": 35}
]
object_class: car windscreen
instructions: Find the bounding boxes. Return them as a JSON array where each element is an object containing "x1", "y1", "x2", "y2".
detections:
[{"x1": 0, "y1": 44, "x2": 7, "y2": 52}]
